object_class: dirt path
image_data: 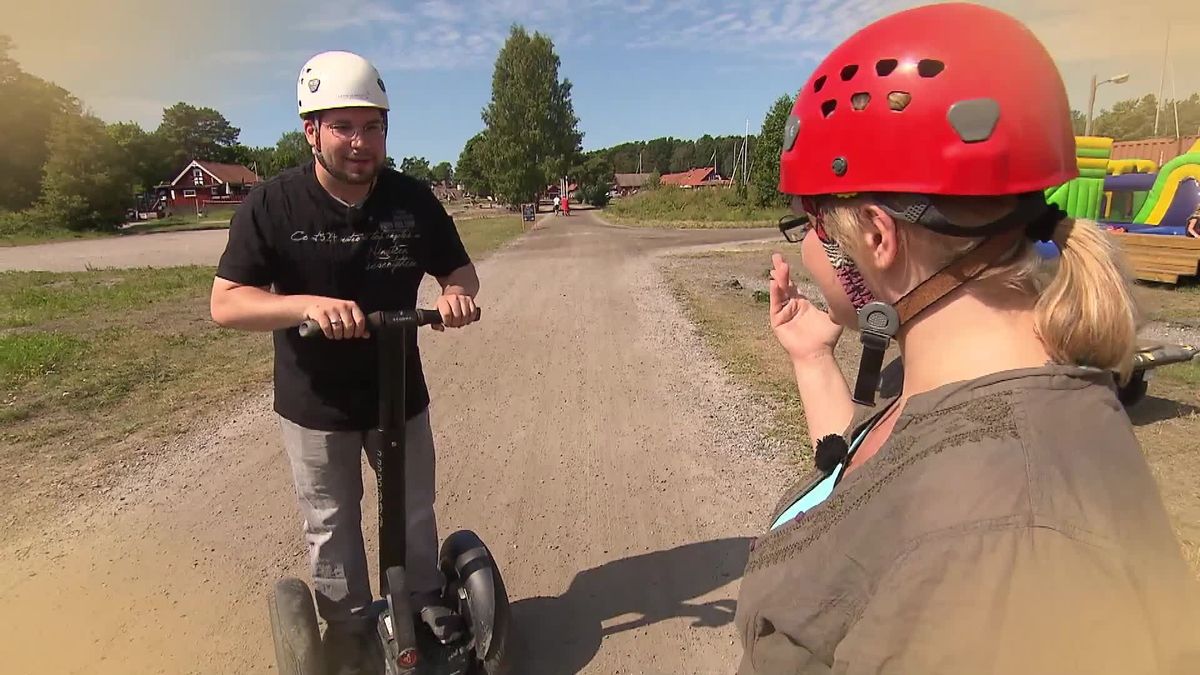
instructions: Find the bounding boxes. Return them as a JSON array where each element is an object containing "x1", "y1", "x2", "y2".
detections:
[
  {"x1": 0, "y1": 229, "x2": 232, "y2": 271},
  {"x1": 0, "y1": 214, "x2": 793, "y2": 674}
]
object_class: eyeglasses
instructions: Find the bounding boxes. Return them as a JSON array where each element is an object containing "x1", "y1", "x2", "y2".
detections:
[
  {"x1": 778, "y1": 196, "x2": 831, "y2": 243},
  {"x1": 778, "y1": 213, "x2": 810, "y2": 243},
  {"x1": 324, "y1": 122, "x2": 386, "y2": 141}
]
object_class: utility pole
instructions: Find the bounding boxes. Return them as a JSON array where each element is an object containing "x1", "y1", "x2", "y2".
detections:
[
  {"x1": 1086, "y1": 74, "x2": 1097, "y2": 136},
  {"x1": 1086, "y1": 73, "x2": 1130, "y2": 136},
  {"x1": 1155, "y1": 22, "x2": 1170, "y2": 135}
]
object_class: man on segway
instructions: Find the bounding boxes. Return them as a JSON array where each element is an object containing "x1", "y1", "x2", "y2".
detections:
[{"x1": 209, "y1": 50, "x2": 478, "y2": 673}]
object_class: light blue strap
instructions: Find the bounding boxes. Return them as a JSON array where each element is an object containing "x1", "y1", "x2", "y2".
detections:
[
  {"x1": 768, "y1": 425, "x2": 872, "y2": 531},
  {"x1": 769, "y1": 466, "x2": 844, "y2": 529}
]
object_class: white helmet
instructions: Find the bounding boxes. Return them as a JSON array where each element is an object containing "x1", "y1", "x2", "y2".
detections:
[{"x1": 296, "y1": 51, "x2": 389, "y2": 118}]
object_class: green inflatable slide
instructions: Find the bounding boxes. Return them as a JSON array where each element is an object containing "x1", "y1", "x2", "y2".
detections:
[{"x1": 1045, "y1": 136, "x2": 1112, "y2": 220}]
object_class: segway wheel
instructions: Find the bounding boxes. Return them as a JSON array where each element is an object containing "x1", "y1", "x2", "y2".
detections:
[
  {"x1": 268, "y1": 577, "x2": 325, "y2": 675},
  {"x1": 439, "y1": 530, "x2": 512, "y2": 675}
]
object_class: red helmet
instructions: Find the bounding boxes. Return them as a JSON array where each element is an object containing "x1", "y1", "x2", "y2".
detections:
[{"x1": 779, "y1": 2, "x2": 1077, "y2": 198}]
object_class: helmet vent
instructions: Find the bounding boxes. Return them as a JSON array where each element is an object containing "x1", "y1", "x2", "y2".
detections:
[
  {"x1": 821, "y1": 100, "x2": 838, "y2": 118},
  {"x1": 917, "y1": 59, "x2": 945, "y2": 78},
  {"x1": 840, "y1": 64, "x2": 859, "y2": 81},
  {"x1": 876, "y1": 59, "x2": 898, "y2": 76},
  {"x1": 888, "y1": 92, "x2": 911, "y2": 112},
  {"x1": 814, "y1": 75, "x2": 827, "y2": 93},
  {"x1": 851, "y1": 93, "x2": 871, "y2": 111}
]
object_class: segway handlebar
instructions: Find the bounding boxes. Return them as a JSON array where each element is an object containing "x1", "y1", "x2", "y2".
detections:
[{"x1": 297, "y1": 307, "x2": 481, "y2": 338}]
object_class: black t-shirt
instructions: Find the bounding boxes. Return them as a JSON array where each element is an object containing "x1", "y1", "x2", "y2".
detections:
[{"x1": 215, "y1": 161, "x2": 471, "y2": 431}]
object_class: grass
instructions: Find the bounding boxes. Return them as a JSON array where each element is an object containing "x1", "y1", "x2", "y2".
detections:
[
  {"x1": 605, "y1": 185, "x2": 788, "y2": 228},
  {"x1": 1160, "y1": 359, "x2": 1200, "y2": 386},
  {"x1": 661, "y1": 248, "x2": 822, "y2": 460},
  {"x1": 0, "y1": 266, "x2": 272, "y2": 444},
  {"x1": 456, "y1": 215, "x2": 528, "y2": 258},
  {"x1": 0, "y1": 264, "x2": 275, "y2": 535},
  {"x1": 0, "y1": 212, "x2": 529, "y2": 534},
  {"x1": 1134, "y1": 282, "x2": 1200, "y2": 327}
]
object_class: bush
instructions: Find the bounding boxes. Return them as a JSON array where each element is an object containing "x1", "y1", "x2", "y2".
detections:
[
  {"x1": 578, "y1": 183, "x2": 611, "y2": 208},
  {"x1": 0, "y1": 208, "x2": 50, "y2": 239},
  {"x1": 606, "y1": 184, "x2": 787, "y2": 223}
]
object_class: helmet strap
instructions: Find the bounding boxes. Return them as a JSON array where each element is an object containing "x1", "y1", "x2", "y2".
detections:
[{"x1": 850, "y1": 227, "x2": 1026, "y2": 405}]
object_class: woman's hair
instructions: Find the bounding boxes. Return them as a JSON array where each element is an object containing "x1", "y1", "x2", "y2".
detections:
[{"x1": 819, "y1": 194, "x2": 1141, "y2": 382}]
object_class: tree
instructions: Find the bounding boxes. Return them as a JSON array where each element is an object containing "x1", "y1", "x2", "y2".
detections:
[
  {"x1": 643, "y1": 137, "x2": 675, "y2": 174},
  {"x1": 38, "y1": 112, "x2": 132, "y2": 231},
  {"x1": 1090, "y1": 93, "x2": 1200, "y2": 140},
  {"x1": 669, "y1": 143, "x2": 696, "y2": 173},
  {"x1": 0, "y1": 34, "x2": 81, "y2": 211},
  {"x1": 157, "y1": 102, "x2": 241, "y2": 167},
  {"x1": 106, "y1": 121, "x2": 176, "y2": 196},
  {"x1": 694, "y1": 135, "x2": 717, "y2": 172},
  {"x1": 455, "y1": 131, "x2": 493, "y2": 196},
  {"x1": 233, "y1": 145, "x2": 271, "y2": 179},
  {"x1": 750, "y1": 93, "x2": 795, "y2": 209},
  {"x1": 570, "y1": 152, "x2": 614, "y2": 207},
  {"x1": 0, "y1": 34, "x2": 16, "y2": 83},
  {"x1": 271, "y1": 131, "x2": 311, "y2": 175},
  {"x1": 400, "y1": 156, "x2": 432, "y2": 183},
  {"x1": 480, "y1": 25, "x2": 583, "y2": 204},
  {"x1": 1070, "y1": 109, "x2": 1086, "y2": 136},
  {"x1": 1089, "y1": 95, "x2": 1160, "y2": 141},
  {"x1": 430, "y1": 161, "x2": 453, "y2": 185}
]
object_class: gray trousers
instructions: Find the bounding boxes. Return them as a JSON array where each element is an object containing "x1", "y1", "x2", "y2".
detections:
[{"x1": 278, "y1": 407, "x2": 443, "y2": 627}]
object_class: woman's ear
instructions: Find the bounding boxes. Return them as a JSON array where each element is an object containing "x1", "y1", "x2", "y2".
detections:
[{"x1": 861, "y1": 204, "x2": 900, "y2": 271}]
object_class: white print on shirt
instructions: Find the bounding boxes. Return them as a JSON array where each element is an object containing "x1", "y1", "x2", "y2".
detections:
[{"x1": 289, "y1": 209, "x2": 419, "y2": 271}]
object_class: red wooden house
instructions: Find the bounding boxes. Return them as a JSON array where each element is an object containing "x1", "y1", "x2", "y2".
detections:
[
  {"x1": 659, "y1": 166, "x2": 728, "y2": 188},
  {"x1": 154, "y1": 159, "x2": 261, "y2": 213}
]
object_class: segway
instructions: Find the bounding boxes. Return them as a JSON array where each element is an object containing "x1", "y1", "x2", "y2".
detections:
[{"x1": 267, "y1": 307, "x2": 511, "y2": 675}]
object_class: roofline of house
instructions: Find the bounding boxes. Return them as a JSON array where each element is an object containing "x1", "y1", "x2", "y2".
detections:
[{"x1": 168, "y1": 159, "x2": 225, "y2": 187}]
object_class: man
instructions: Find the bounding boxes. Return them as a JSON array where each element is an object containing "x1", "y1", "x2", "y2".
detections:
[{"x1": 209, "y1": 50, "x2": 478, "y2": 671}]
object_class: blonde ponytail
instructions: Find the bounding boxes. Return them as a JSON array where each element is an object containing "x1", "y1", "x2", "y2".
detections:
[{"x1": 1035, "y1": 218, "x2": 1140, "y2": 383}]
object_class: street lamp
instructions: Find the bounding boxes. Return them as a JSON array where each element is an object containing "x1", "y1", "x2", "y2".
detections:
[{"x1": 1086, "y1": 73, "x2": 1130, "y2": 136}]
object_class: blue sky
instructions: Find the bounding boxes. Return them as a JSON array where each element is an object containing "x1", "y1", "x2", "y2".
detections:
[{"x1": 6, "y1": 0, "x2": 1200, "y2": 168}]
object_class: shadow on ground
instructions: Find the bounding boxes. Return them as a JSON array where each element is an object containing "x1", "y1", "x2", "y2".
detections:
[
  {"x1": 506, "y1": 537, "x2": 752, "y2": 674},
  {"x1": 1127, "y1": 394, "x2": 1200, "y2": 426}
]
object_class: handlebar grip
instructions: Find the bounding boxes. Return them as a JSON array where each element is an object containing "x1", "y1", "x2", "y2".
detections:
[
  {"x1": 415, "y1": 309, "x2": 442, "y2": 326},
  {"x1": 297, "y1": 307, "x2": 481, "y2": 337},
  {"x1": 414, "y1": 307, "x2": 482, "y2": 326}
]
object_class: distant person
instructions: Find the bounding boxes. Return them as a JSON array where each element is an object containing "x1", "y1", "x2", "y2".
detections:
[
  {"x1": 208, "y1": 50, "x2": 479, "y2": 673},
  {"x1": 736, "y1": 4, "x2": 1200, "y2": 673},
  {"x1": 1187, "y1": 203, "x2": 1200, "y2": 237},
  {"x1": 553, "y1": 194, "x2": 561, "y2": 214}
]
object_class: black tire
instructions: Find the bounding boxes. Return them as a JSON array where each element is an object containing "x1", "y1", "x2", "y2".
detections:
[
  {"x1": 268, "y1": 577, "x2": 325, "y2": 675},
  {"x1": 1118, "y1": 371, "x2": 1150, "y2": 408},
  {"x1": 439, "y1": 530, "x2": 512, "y2": 675}
]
